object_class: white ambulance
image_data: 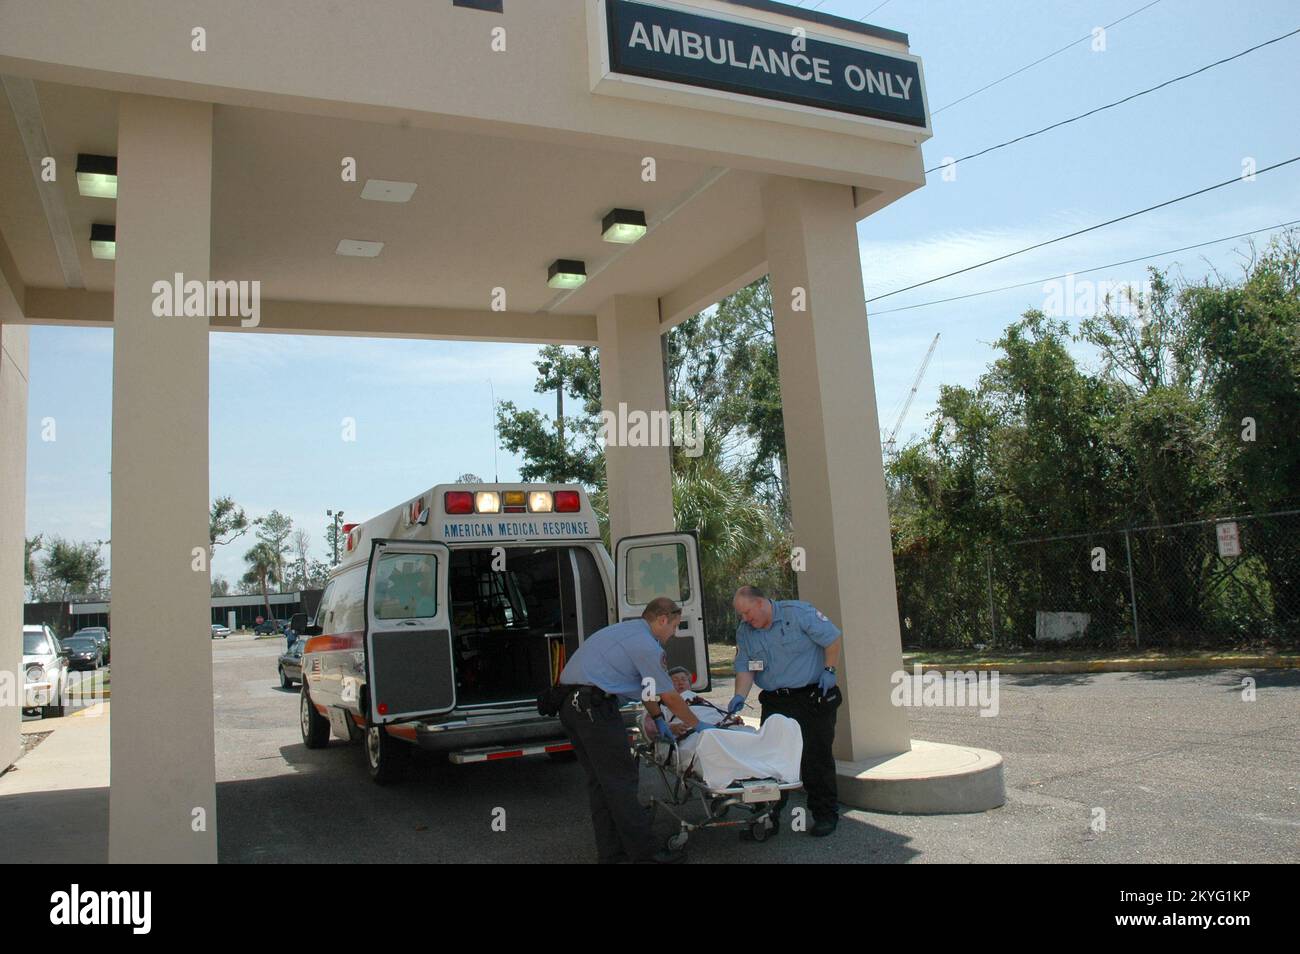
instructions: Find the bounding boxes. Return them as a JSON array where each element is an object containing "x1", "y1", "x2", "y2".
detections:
[{"x1": 297, "y1": 483, "x2": 709, "y2": 783}]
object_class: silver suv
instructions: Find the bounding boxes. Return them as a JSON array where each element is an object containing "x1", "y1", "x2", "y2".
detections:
[{"x1": 23, "y1": 624, "x2": 68, "y2": 718}]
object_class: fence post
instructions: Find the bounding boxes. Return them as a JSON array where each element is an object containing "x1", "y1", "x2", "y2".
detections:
[
  {"x1": 1123, "y1": 529, "x2": 1140, "y2": 649},
  {"x1": 986, "y1": 545, "x2": 997, "y2": 649}
]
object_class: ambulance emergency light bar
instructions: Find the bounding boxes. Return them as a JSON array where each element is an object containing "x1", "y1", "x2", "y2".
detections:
[{"x1": 444, "y1": 490, "x2": 580, "y2": 515}]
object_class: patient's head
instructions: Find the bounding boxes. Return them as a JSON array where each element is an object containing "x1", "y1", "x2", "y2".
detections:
[{"x1": 668, "y1": 666, "x2": 692, "y2": 694}]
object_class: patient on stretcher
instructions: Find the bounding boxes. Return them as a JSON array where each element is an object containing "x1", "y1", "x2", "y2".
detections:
[{"x1": 644, "y1": 668, "x2": 803, "y2": 791}]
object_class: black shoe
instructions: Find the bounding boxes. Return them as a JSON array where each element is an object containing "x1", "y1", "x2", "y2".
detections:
[{"x1": 810, "y1": 818, "x2": 838, "y2": 837}]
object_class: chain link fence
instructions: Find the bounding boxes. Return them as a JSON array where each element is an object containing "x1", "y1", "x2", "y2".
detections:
[{"x1": 897, "y1": 510, "x2": 1300, "y2": 651}]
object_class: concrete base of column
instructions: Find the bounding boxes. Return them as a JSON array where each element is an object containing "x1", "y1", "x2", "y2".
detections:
[{"x1": 836, "y1": 739, "x2": 1005, "y2": 814}]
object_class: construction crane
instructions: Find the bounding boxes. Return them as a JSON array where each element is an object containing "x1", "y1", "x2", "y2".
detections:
[{"x1": 882, "y1": 332, "x2": 939, "y2": 453}]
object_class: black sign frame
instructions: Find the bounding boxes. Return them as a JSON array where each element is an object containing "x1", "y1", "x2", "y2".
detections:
[{"x1": 603, "y1": 0, "x2": 927, "y2": 128}]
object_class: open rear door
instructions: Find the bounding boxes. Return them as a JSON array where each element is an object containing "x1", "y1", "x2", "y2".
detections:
[
  {"x1": 364, "y1": 540, "x2": 455, "y2": 724},
  {"x1": 614, "y1": 532, "x2": 709, "y2": 692}
]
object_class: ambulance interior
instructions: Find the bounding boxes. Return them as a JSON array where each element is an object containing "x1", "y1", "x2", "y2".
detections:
[{"x1": 449, "y1": 546, "x2": 608, "y2": 707}]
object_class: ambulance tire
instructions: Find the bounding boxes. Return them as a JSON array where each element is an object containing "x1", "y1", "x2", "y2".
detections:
[
  {"x1": 365, "y1": 721, "x2": 411, "y2": 785},
  {"x1": 301, "y1": 687, "x2": 330, "y2": 749}
]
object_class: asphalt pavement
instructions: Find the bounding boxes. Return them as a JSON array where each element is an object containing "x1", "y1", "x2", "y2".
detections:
[{"x1": 213, "y1": 636, "x2": 1300, "y2": 863}]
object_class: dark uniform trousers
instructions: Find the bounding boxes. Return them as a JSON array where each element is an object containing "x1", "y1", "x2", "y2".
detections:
[
  {"x1": 759, "y1": 685, "x2": 842, "y2": 822},
  {"x1": 559, "y1": 690, "x2": 655, "y2": 863}
]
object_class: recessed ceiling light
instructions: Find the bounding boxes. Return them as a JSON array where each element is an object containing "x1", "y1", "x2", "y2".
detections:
[
  {"x1": 360, "y1": 179, "x2": 418, "y2": 203},
  {"x1": 601, "y1": 208, "x2": 647, "y2": 244},
  {"x1": 76, "y1": 154, "x2": 118, "y2": 199},
  {"x1": 90, "y1": 223, "x2": 115, "y2": 260},
  {"x1": 547, "y1": 259, "x2": 587, "y2": 289},
  {"x1": 336, "y1": 239, "x2": 384, "y2": 257}
]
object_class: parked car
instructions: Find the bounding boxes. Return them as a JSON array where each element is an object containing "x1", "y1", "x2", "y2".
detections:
[
  {"x1": 61, "y1": 634, "x2": 104, "y2": 671},
  {"x1": 211, "y1": 623, "x2": 232, "y2": 638},
  {"x1": 22, "y1": 624, "x2": 68, "y2": 718},
  {"x1": 277, "y1": 639, "x2": 305, "y2": 689},
  {"x1": 254, "y1": 618, "x2": 288, "y2": 636},
  {"x1": 72, "y1": 626, "x2": 110, "y2": 663}
]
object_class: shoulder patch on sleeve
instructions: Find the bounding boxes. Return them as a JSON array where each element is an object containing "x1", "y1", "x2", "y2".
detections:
[{"x1": 815, "y1": 610, "x2": 829, "y2": 621}]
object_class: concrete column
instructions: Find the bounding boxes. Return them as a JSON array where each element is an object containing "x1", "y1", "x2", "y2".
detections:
[
  {"x1": 762, "y1": 176, "x2": 911, "y2": 760},
  {"x1": 109, "y1": 96, "x2": 215, "y2": 862},
  {"x1": 0, "y1": 322, "x2": 28, "y2": 775},
  {"x1": 596, "y1": 295, "x2": 674, "y2": 544}
]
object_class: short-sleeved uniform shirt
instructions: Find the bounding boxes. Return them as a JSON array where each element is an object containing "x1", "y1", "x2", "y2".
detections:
[
  {"x1": 734, "y1": 599, "x2": 842, "y2": 691},
  {"x1": 559, "y1": 618, "x2": 674, "y2": 703}
]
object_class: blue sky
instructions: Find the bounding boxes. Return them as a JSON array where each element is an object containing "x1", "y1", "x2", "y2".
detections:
[{"x1": 25, "y1": 0, "x2": 1300, "y2": 586}]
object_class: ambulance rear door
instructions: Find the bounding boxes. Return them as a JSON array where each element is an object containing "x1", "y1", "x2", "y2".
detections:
[
  {"x1": 614, "y1": 532, "x2": 709, "y2": 692},
  {"x1": 363, "y1": 540, "x2": 456, "y2": 724}
]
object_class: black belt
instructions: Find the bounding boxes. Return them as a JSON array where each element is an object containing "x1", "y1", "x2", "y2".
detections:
[
  {"x1": 761, "y1": 683, "x2": 820, "y2": 696},
  {"x1": 562, "y1": 684, "x2": 617, "y2": 706}
]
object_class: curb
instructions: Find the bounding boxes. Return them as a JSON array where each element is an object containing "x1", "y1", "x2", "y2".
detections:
[
  {"x1": 709, "y1": 656, "x2": 1298, "y2": 678},
  {"x1": 903, "y1": 656, "x2": 1300, "y2": 675}
]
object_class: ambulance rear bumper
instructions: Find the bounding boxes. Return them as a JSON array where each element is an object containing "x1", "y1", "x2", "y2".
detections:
[{"x1": 414, "y1": 706, "x2": 638, "y2": 752}]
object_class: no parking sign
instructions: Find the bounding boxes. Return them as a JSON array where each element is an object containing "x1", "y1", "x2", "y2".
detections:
[{"x1": 1216, "y1": 521, "x2": 1241, "y2": 558}]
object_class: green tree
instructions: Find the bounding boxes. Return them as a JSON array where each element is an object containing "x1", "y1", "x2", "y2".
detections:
[
  {"x1": 241, "y1": 541, "x2": 282, "y2": 623},
  {"x1": 210, "y1": 496, "x2": 251, "y2": 555},
  {"x1": 255, "y1": 510, "x2": 294, "y2": 592},
  {"x1": 496, "y1": 345, "x2": 604, "y2": 485}
]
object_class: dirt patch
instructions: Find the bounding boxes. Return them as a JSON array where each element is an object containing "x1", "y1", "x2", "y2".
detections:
[{"x1": 19, "y1": 730, "x2": 52, "y2": 760}]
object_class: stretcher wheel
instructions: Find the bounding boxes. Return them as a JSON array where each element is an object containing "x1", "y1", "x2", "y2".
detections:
[
  {"x1": 666, "y1": 830, "x2": 689, "y2": 851},
  {"x1": 746, "y1": 819, "x2": 770, "y2": 843},
  {"x1": 708, "y1": 796, "x2": 732, "y2": 820}
]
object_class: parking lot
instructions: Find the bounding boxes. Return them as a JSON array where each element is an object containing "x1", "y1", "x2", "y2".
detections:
[{"x1": 214, "y1": 637, "x2": 1299, "y2": 863}]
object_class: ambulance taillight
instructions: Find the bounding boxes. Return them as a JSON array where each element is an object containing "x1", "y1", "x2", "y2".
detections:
[
  {"x1": 444, "y1": 492, "x2": 473, "y2": 514},
  {"x1": 554, "y1": 491, "x2": 580, "y2": 512}
]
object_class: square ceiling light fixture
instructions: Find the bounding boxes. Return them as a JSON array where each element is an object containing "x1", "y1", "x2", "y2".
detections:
[
  {"x1": 547, "y1": 258, "x2": 587, "y2": 289},
  {"x1": 89, "y1": 223, "x2": 115, "y2": 260},
  {"x1": 360, "y1": 179, "x2": 418, "y2": 203},
  {"x1": 601, "y1": 208, "x2": 647, "y2": 244},
  {"x1": 76, "y1": 153, "x2": 118, "y2": 198},
  {"x1": 335, "y1": 239, "x2": 385, "y2": 257}
]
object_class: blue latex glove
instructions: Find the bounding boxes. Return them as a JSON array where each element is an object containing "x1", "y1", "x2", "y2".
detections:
[
  {"x1": 727, "y1": 694, "x2": 746, "y2": 715},
  {"x1": 818, "y1": 669, "x2": 837, "y2": 695},
  {"x1": 653, "y1": 716, "x2": 673, "y2": 741},
  {"x1": 687, "y1": 722, "x2": 716, "y2": 736}
]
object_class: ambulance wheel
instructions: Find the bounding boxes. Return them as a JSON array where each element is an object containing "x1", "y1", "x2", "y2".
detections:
[
  {"x1": 300, "y1": 688, "x2": 330, "y2": 749},
  {"x1": 365, "y1": 722, "x2": 411, "y2": 785},
  {"x1": 665, "y1": 830, "x2": 689, "y2": 851}
]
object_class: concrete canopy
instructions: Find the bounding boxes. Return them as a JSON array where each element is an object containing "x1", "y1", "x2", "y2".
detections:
[{"x1": 0, "y1": 0, "x2": 929, "y2": 339}]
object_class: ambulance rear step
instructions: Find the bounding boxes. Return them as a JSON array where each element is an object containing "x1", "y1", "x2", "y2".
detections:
[{"x1": 449, "y1": 740, "x2": 574, "y2": 764}]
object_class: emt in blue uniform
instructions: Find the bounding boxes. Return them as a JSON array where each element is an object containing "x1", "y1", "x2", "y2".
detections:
[
  {"x1": 729, "y1": 585, "x2": 843, "y2": 837},
  {"x1": 557, "y1": 596, "x2": 708, "y2": 863}
]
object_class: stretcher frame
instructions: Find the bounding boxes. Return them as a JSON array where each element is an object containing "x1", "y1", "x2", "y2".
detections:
[{"x1": 634, "y1": 730, "x2": 803, "y2": 847}]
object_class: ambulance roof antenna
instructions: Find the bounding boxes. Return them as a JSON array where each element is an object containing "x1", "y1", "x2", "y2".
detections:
[
  {"x1": 883, "y1": 332, "x2": 940, "y2": 453},
  {"x1": 489, "y1": 378, "x2": 500, "y2": 483}
]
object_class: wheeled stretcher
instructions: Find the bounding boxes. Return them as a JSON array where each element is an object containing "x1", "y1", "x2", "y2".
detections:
[{"x1": 635, "y1": 712, "x2": 803, "y2": 846}]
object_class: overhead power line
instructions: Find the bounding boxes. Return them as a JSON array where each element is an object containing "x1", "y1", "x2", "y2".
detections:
[
  {"x1": 867, "y1": 155, "x2": 1300, "y2": 302},
  {"x1": 925, "y1": 27, "x2": 1300, "y2": 175},
  {"x1": 868, "y1": 218, "x2": 1300, "y2": 316},
  {"x1": 932, "y1": 0, "x2": 1165, "y2": 115}
]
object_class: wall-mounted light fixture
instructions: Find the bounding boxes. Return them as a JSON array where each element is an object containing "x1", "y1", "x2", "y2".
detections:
[
  {"x1": 547, "y1": 258, "x2": 587, "y2": 289},
  {"x1": 76, "y1": 154, "x2": 118, "y2": 198}
]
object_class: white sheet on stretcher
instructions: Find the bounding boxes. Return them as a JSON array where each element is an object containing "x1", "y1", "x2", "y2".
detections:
[{"x1": 675, "y1": 713, "x2": 803, "y2": 791}]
